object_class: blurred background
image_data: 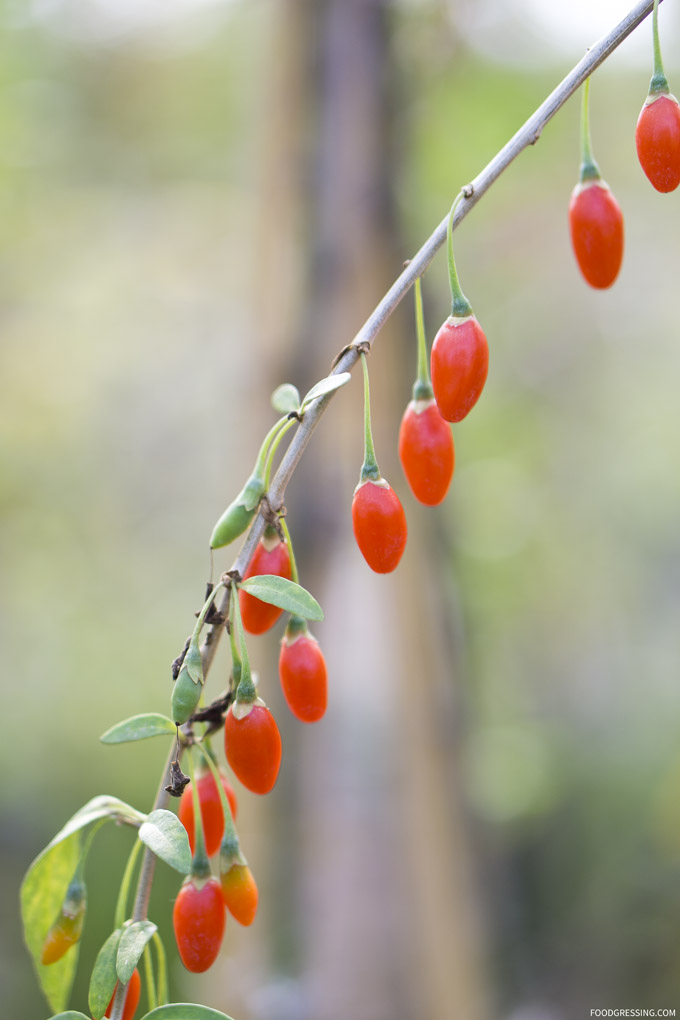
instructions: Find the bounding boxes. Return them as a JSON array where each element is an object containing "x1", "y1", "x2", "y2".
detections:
[{"x1": 2, "y1": 1, "x2": 680, "y2": 1018}]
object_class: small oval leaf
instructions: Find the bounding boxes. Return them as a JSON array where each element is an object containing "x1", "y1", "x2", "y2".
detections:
[
  {"x1": 271, "y1": 383, "x2": 301, "y2": 414},
  {"x1": 89, "y1": 929, "x2": 122, "y2": 1019},
  {"x1": 100, "y1": 715, "x2": 177, "y2": 745},
  {"x1": 117, "y1": 921, "x2": 157, "y2": 985},
  {"x1": 142, "y1": 1006, "x2": 236, "y2": 1020},
  {"x1": 301, "y1": 372, "x2": 351, "y2": 408},
  {"x1": 139, "y1": 810, "x2": 191, "y2": 875},
  {"x1": 238, "y1": 576, "x2": 323, "y2": 621}
]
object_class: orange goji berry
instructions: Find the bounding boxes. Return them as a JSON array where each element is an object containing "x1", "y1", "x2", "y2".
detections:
[
  {"x1": 41, "y1": 877, "x2": 86, "y2": 965},
  {"x1": 220, "y1": 862, "x2": 258, "y2": 926}
]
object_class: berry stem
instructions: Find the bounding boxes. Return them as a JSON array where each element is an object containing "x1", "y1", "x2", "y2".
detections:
[
  {"x1": 231, "y1": 582, "x2": 256, "y2": 703},
  {"x1": 194, "y1": 741, "x2": 239, "y2": 852},
  {"x1": 192, "y1": 580, "x2": 226, "y2": 642},
  {"x1": 412, "y1": 277, "x2": 434, "y2": 401},
  {"x1": 279, "y1": 516, "x2": 299, "y2": 584},
  {"x1": 650, "y1": 0, "x2": 669, "y2": 94},
  {"x1": 253, "y1": 415, "x2": 293, "y2": 483},
  {"x1": 446, "y1": 194, "x2": 473, "y2": 318},
  {"x1": 359, "y1": 352, "x2": 381, "y2": 482},
  {"x1": 152, "y1": 932, "x2": 168, "y2": 1007},
  {"x1": 186, "y1": 747, "x2": 211, "y2": 877},
  {"x1": 263, "y1": 416, "x2": 298, "y2": 488},
  {"x1": 579, "y1": 77, "x2": 602, "y2": 182},
  {"x1": 142, "y1": 944, "x2": 158, "y2": 1013},
  {"x1": 114, "y1": 836, "x2": 143, "y2": 929}
]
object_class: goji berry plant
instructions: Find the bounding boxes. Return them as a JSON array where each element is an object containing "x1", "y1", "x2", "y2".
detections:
[{"x1": 18, "y1": 2, "x2": 675, "y2": 1018}]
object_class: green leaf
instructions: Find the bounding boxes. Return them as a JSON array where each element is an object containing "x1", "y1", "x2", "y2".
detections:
[
  {"x1": 271, "y1": 383, "x2": 301, "y2": 414},
  {"x1": 44, "y1": 797, "x2": 146, "y2": 853},
  {"x1": 301, "y1": 372, "x2": 351, "y2": 408},
  {"x1": 89, "y1": 929, "x2": 122, "y2": 1019},
  {"x1": 117, "y1": 921, "x2": 158, "y2": 985},
  {"x1": 47, "y1": 1013, "x2": 91, "y2": 1019},
  {"x1": 138, "y1": 810, "x2": 191, "y2": 875},
  {"x1": 100, "y1": 714, "x2": 177, "y2": 745},
  {"x1": 141, "y1": 1006, "x2": 236, "y2": 1020},
  {"x1": 183, "y1": 639, "x2": 203, "y2": 686},
  {"x1": 21, "y1": 833, "x2": 81, "y2": 1013},
  {"x1": 238, "y1": 575, "x2": 323, "y2": 621}
]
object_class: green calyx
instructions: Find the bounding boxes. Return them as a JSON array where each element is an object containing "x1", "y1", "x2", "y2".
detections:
[
  {"x1": 284, "y1": 614, "x2": 308, "y2": 641},
  {"x1": 359, "y1": 352, "x2": 382, "y2": 484}
]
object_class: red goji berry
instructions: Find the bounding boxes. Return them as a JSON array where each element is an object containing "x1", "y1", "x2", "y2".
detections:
[
  {"x1": 221, "y1": 863, "x2": 258, "y2": 926},
  {"x1": 279, "y1": 619, "x2": 328, "y2": 723},
  {"x1": 239, "y1": 528, "x2": 292, "y2": 635},
  {"x1": 352, "y1": 479, "x2": 407, "y2": 574},
  {"x1": 103, "y1": 968, "x2": 141, "y2": 1020},
  {"x1": 398, "y1": 398, "x2": 454, "y2": 505},
  {"x1": 430, "y1": 316, "x2": 488, "y2": 424},
  {"x1": 568, "y1": 180, "x2": 624, "y2": 289},
  {"x1": 569, "y1": 78, "x2": 624, "y2": 290},
  {"x1": 178, "y1": 769, "x2": 238, "y2": 857},
  {"x1": 224, "y1": 700, "x2": 282, "y2": 794},
  {"x1": 173, "y1": 876, "x2": 225, "y2": 973},
  {"x1": 636, "y1": 93, "x2": 680, "y2": 192}
]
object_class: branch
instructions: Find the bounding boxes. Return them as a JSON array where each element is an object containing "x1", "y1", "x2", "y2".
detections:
[
  {"x1": 114, "y1": 5, "x2": 660, "y2": 1014},
  {"x1": 199, "y1": 0, "x2": 661, "y2": 674}
]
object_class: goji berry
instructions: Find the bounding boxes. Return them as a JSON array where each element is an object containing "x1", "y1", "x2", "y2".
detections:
[
  {"x1": 41, "y1": 876, "x2": 86, "y2": 965},
  {"x1": 569, "y1": 77, "x2": 624, "y2": 290},
  {"x1": 352, "y1": 352, "x2": 407, "y2": 573},
  {"x1": 568, "y1": 181, "x2": 624, "y2": 289},
  {"x1": 279, "y1": 617, "x2": 328, "y2": 722},
  {"x1": 431, "y1": 196, "x2": 488, "y2": 422},
  {"x1": 220, "y1": 862, "x2": 259, "y2": 927},
  {"x1": 173, "y1": 876, "x2": 225, "y2": 973},
  {"x1": 224, "y1": 700, "x2": 282, "y2": 795},
  {"x1": 239, "y1": 527, "x2": 292, "y2": 635},
  {"x1": 178, "y1": 768, "x2": 238, "y2": 857},
  {"x1": 399, "y1": 397, "x2": 455, "y2": 505},
  {"x1": 352, "y1": 479, "x2": 407, "y2": 574},
  {"x1": 103, "y1": 968, "x2": 141, "y2": 1020},
  {"x1": 636, "y1": 93, "x2": 680, "y2": 192}
]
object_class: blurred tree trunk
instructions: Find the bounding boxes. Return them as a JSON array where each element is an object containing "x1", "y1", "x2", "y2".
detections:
[{"x1": 246, "y1": 2, "x2": 491, "y2": 1018}]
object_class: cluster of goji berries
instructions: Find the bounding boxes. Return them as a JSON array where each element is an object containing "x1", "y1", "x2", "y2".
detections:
[
  {"x1": 569, "y1": 0, "x2": 680, "y2": 289},
  {"x1": 139, "y1": 0, "x2": 680, "y2": 990}
]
